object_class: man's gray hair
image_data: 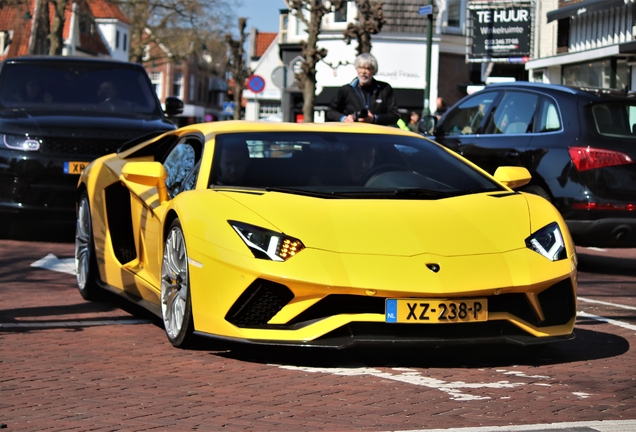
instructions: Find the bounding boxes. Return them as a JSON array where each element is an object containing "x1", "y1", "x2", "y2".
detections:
[{"x1": 354, "y1": 53, "x2": 378, "y2": 73}]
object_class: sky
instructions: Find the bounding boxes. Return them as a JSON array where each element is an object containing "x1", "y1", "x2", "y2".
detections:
[{"x1": 234, "y1": 0, "x2": 288, "y2": 33}]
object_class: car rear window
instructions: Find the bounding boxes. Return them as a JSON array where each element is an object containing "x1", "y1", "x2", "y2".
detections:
[
  {"x1": 589, "y1": 102, "x2": 636, "y2": 138},
  {"x1": 0, "y1": 62, "x2": 162, "y2": 115}
]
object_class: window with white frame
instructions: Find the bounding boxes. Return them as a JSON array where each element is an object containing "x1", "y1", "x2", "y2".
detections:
[
  {"x1": 150, "y1": 71, "x2": 163, "y2": 99},
  {"x1": 173, "y1": 72, "x2": 183, "y2": 98},
  {"x1": 323, "y1": 0, "x2": 354, "y2": 29},
  {"x1": 259, "y1": 104, "x2": 281, "y2": 120},
  {"x1": 444, "y1": 0, "x2": 467, "y2": 34}
]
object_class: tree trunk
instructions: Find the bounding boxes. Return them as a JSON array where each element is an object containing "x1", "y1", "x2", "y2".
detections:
[
  {"x1": 28, "y1": 0, "x2": 51, "y2": 55},
  {"x1": 48, "y1": 0, "x2": 69, "y2": 55}
]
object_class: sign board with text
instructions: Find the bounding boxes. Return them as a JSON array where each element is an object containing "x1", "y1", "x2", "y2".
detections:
[{"x1": 467, "y1": 1, "x2": 533, "y2": 63}]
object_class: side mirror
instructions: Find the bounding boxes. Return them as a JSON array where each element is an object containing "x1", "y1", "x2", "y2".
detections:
[
  {"x1": 493, "y1": 166, "x2": 531, "y2": 189},
  {"x1": 417, "y1": 115, "x2": 437, "y2": 135},
  {"x1": 164, "y1": 96, "x2": 184, "y2": 117},
  {"x1": 121, "y1": 161, "x2": 169, "y2": 203}
]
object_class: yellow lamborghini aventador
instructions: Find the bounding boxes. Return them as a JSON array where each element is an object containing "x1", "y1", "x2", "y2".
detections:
[{"x1": 75, "y1": 121, "x2": 577, "y2": 348}]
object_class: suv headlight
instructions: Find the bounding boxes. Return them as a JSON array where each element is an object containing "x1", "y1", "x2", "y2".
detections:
[
  {"x1": 525, "y1": 222, "x2": 566, "y2": 261},
  {"x1": 229, "y1": 221, "x2": 305, "y2": 261},
  {"x1": 1, "y1": 134, "x2": 41, "y2": 151}
]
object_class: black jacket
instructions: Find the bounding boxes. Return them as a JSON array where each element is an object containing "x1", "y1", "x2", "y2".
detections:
[{"x1": 326, "y1": 78, "x2": 399, "y2": 126}]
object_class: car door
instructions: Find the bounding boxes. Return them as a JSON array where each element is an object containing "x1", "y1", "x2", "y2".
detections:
[
  {"x1": 122, "y1": 135, "x2": 203, "y2": 293},
  {"x1": 437, "y1": 89, "x2": 539, "y2": 175}
]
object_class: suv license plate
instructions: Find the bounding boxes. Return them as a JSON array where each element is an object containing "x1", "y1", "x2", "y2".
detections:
[{"x1": 64, "y1": 161, "x2": 89, "y2": 174}]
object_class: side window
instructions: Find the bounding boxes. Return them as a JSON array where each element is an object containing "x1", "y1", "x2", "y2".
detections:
[
  {"x1": 536, "y1": 98, "x2": 562, "y2": 133},
  {"x1": 441, "y1": 92, "x2": 497, "y2": 135},
  {"x1": 485, "y1": 91, "x2": 538, "y2": 135},
  {"x1": 163, "y1": 138, "x2": 201, "y2": 198}
]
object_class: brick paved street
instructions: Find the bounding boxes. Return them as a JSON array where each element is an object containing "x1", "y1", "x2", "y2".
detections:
[{"x1": 1, "y1": 239, "x2": 635, "y2": 431}]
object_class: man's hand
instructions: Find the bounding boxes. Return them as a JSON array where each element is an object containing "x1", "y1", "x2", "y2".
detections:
[{"x1": 357, "y1": 110, "x2": 374, "y2": 123}]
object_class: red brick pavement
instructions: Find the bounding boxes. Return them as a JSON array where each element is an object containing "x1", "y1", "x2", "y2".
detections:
[{"x1": 1, "y1": 240, "x2": 635, "y2": 431}]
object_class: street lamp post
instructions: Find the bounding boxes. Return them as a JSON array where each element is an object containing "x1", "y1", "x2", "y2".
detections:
[{"x1": 422, "y1": 0, "x2": 434, "y2": 117}]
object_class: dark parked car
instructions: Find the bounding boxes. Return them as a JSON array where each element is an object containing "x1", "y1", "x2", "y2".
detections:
[
  {"x1": 0, "y1": 56, "x2": 183, "y2": 236},
  {"x1": 421, "y1": 82, "x2": 636, "y2": 248}
]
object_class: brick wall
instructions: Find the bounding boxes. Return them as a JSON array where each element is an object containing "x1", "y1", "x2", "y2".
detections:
[{"x1": 437, "y1": 53, "x2": 470, "y2": 106}]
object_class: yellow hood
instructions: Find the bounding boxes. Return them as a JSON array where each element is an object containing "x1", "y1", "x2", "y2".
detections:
[{"x1": 222, "y1": 191, "x2": 531, "y2": 257}]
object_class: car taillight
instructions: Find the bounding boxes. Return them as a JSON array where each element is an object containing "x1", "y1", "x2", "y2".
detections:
[
  {"x1": 572, "y1": 202, "x2": 635, "y2": 211},
  {"x1": 569, "y1": 146, "x2": 634, "y2": 171}
]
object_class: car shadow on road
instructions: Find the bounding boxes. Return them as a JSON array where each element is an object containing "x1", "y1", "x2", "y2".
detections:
[
  {"x1": 211, "y1": 327, "x2": 628, "y2": 369},
  {"x1": 577, "y1": 251, "x2": 636, "y2": 276},
  {"x1": 3, "y1": 218, "x2": 76, "y2": 244}
]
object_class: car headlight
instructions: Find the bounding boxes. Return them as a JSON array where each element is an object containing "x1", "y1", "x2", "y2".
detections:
[
  {"x1": 1, "y1": 133, "x2": 41, "y2": 151},
  {"x1": 525, "y1": 222, "x2": 566, "y2": 261},
  {"x1": 229, "y1": 221, "x2": 305, "y2": 261}
]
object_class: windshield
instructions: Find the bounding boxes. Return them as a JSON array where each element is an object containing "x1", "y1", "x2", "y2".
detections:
[
  {"x1": 0, "y1": 62, "x2": 162, "y2": 115},
  {"x1": 210, "y1": 132, "x2": 504, "y2": 198},
  {"x1": 589, "y1": 102, "x2": 636, "y2": 138}
]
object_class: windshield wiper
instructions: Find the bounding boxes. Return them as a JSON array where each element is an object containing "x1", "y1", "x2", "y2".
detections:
[{"x1": 265, "y1": 187, "x2": 343, "y2": 199}]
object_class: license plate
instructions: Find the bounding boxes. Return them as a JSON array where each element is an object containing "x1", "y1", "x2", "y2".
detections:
[
  {"x1": 64, "y1": 161, "x2": 89, "y2": 174},
  {"x1": 386, "y1": 298, "x2": 488, "y2": 323}
]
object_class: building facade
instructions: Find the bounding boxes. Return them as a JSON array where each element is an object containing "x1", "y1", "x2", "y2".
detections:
[
  {"x1": 245, "y1": 0, "x2": 475, "y2": 123},
  {"x1": 142, "y1": 30, "x2": 227, "y2": 126},
  {"x1": 0, "y1": 0, "x2": 126, "y2": 61},
  {"x1": 526, "y1": 0, "x2": 636, "y2": 90}
]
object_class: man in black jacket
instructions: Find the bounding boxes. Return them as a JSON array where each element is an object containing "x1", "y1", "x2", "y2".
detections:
[{"x1": 326, "y1": 53, "x2": 399, "y2": 126}]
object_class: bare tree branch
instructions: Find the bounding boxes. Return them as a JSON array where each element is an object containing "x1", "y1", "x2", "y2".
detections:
[{"x1": 225, "y1": 17, "x2": 250, "y2": 120}]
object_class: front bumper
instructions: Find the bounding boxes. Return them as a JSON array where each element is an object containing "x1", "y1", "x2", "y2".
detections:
[
  {"x1": 0, "y1": 150, "x2": 87, "y2": 219},
  {"x1": 188, "y1": 239, "x2": 578, "y2": 347}
]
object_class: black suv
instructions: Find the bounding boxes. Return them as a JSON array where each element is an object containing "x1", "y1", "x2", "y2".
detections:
[
  {"x1": 422, "y1": 82, "x2": 636, "y2": 248},
  {"x1": 0, "y1": 56, "x2": 183, "y2": 235}
]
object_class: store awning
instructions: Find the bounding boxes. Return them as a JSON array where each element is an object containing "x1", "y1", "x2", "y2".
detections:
[
  {"x1": 546, "y1": 0, "x2": 628, "y2": 23},
  {"x1": 525, "y1": 41, "x2": 636, "y2": 70}
]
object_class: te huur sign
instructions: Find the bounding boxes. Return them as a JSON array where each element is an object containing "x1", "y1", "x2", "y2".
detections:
[{"x1": 468, "y1": 4, "x2": 533, "y2": 63}]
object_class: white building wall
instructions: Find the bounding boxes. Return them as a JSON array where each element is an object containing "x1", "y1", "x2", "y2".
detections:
[
  {"x1": 243, "y1": 34, "x2": 284, "y2": 120},
  {"x1": 97, "y1": 20, "x2": 131, "y2": 61}
]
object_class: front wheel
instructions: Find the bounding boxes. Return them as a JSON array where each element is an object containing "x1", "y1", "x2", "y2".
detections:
[
  {"x1": 75, "y1": 191, "x2": 102, "y2": 300},
  {"x1": 161, "y1": 219, "x2": 195, "y2": 347}
]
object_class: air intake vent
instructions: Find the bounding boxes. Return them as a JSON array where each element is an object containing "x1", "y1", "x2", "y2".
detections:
[{"x1": 226, "y1": 280, "x2": 294, "y2": 327}]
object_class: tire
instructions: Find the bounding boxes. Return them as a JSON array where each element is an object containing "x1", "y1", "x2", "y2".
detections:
[
  {"x1": 75, "y1": 191, "x2": 102, "y2": 300},
  {"x1": 521, "y1": 185, "x2": 551, "y2": 202},
  {"x1": 161, "y1": 219, "x2": 195, "y2": 348}
]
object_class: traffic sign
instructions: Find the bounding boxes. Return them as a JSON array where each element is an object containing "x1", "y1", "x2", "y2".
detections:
[
  {"x1": 271, "y1": 66, "x2": 295, "y2": 89},
  {"x1": 222, "y1": 101, "x2": 235, "y2": 114},
  {"x1": 418, "y1": 5, "x2": 433, "y2": 15},
  {"x1": 247, "y1": 74, "x2": 265, "y2": 93}
]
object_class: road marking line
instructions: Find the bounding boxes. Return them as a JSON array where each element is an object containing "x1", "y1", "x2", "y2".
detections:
[
  {"x1": 577, "y1": 311, "x2": 636, "y2": 332},
  {"x1": 274, "y1": 365, "x2": 525, "y2": 401},
  {"x1": 0, "y1": 318, "x2": 152, "y2": 328},
  {"x1": 392, "y1": 419, "x2": 636, "y2": 432},
  {"x1": 31, "y1": 254, "x2": 75, "y2": 275},
  {"x1": 578, "y1": 296, "x2": 636, "y2": 311}
]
